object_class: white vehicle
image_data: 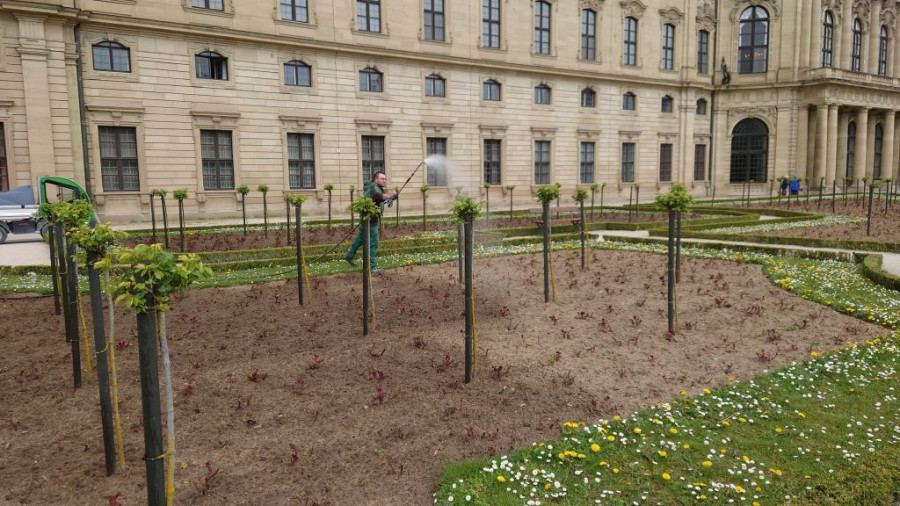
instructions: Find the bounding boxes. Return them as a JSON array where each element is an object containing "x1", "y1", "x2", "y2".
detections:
[{"x1": 0, "y1": 185, "x2": 43, "y2": 243}]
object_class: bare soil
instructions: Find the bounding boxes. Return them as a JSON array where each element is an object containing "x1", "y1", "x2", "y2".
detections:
[
  {"x1": 124, "y1": 210, "x2": 685, "y2": 253},
  {"x1": 0, "y1": 250, "x2": 883, "y2": 506},
  {"x1": 736, "y1": 198, "x2": 900, "y2": 243}
]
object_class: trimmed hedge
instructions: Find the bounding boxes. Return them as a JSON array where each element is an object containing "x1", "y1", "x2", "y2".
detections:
[
  {"x1": 860, "y1": 254, "x2": 900, "y2": 292},
  {"x1": 609, "y1": 235, "x2": 865, "y2": 263},
  {"x1": 675, "y1": 230, "x2": 900, "y2": 253}
]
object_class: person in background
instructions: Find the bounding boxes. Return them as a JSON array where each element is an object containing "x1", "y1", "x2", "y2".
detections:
[{"x1": 344, "y1": 171, "x2": 397, "y2": 273}]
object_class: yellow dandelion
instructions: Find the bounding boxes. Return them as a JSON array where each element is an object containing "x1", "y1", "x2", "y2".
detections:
[
  {"x1": 599, "y1": 461, "x2": 608, "y2": 467},
  {"x1": 497, "y1": 475, "x2": 506, "y2": 483},
  {"x1": 633, "y1": 427, "x2": 642, "y2": 434},
  {"x1": 810, "y1": 351, "x2": 820, "y2": 358},
  {"x1": 742, "y1": 455, "x2": 750, "y2": 463},
  {"x1": 613, "y1": 415, "x2": 621, "y2": 421},
  {"x1": 607, "y1": 435, "x2": 616, "y2": 442},
  {"x1": 612, "y1": 468, "x2": 620, "y2": 474},
  {"x1": 721, "y1": 420, "x2": 731, "y2": 427},
  {"x1": 703, "y1": 388, "x2": 711, "y2": 394},
  {"x1": 738, "y1": 417, "x2": 747, "y2": 423},
  {"x1": 699, "y1": 494, "x2": 707, "y2": 500},
  {"x1": 797, "y1": 412, "x2": 806, "y2": 419},
  {"x1": 769, "y1": 468, "x2": 783, "y2": 476},
  {"x1": 735, "y1": 485, "x2": 745, "y2": 493},
  {"x1": 590, "y1": 443, "x2": 601, "y2": 452},
  {"x1": 775, "y1": 427, "x2": 783, "y2": 434},
  {"x1": 662, "y1": 472, "x2": 671, "y2": 480},
  {"x1": 658, "y1": 451, "x2": 667, "y2": 457},
  {"x1": 544, "y1": 482, "x2": 552, "y2": 490},
  {"x1": 683, "y1": 444, "x2": 690, "y2": 449},
  {"x1": 679, "y1": 390, "x2": 687, "y2": 396},
  {"x1": 702, "y1": 460, "x2": 713, "y2": 468},
  {"x1": 669, "y1": 428, "x2": 679, "y2": 434}
]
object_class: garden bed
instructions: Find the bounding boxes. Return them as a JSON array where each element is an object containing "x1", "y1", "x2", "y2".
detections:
[{"x1": 0, "y1": 249, "x2": 883, "y2": 505}]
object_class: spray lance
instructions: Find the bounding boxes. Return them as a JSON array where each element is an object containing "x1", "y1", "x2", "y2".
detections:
[{"x1": 386, "y1": 160, "x2": 426, "y2": 208}]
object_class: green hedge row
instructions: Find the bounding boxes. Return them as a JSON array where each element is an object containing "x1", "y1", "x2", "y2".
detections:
[
  {"x1": 609, "y1": 235, "x2": 865, "y2": 263},
  {"x1": 860, "y1": 254, "x2": 900, "y2": 292},
  {"x1": 674, "y1": 230, "x2": 900, "y2": 253}
]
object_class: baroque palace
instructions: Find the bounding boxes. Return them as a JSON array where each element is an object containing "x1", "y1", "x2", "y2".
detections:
[{"x1": 1, "y1": 0, "x2": 900, "y2": 220}]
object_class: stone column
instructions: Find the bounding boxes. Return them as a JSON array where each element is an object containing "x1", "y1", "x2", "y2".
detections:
[
  {"x1": 809, "y1": 0, "x2": 822, "y2": 69},
  {"x1": 814, "y1": 105, "x2": 829, "y2": 181},
  {"x1": 837, "y1": 112, "x2": 849, "y2": 180},
  {"x1": 854, "y1": 108, "x2": 869, "y2": 180},
  {"x1": 15, "y1": 14, "x2": 56, "y2": 181},
  {"x1": 797, "y1": 105, "x2": 809, "y2": 179},
  {"x1": 840, "y1": 0, "x2": 854, "y2": 68},
  {"x1": 882, "y1": 111, "x2": 895, "y2": 180},
  {"x1": 807, "y1": 108, "x2": 818, "y2": 179},
  {"x1": 866, "y1": 112, "x2": 877, "y2": 179},
  {"x1": 867, "y1": 1, "x2": 882, "y2": 74},
  {"x1": 826, "y1": 104, "x2": 839, "y2": 183}
]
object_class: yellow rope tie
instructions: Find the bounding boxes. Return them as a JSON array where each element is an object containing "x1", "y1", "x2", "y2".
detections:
[
  {"x1": 77, "y1": 290, "x2": 94, "y2": 379},
  {"x1": 471, "y1": 283, "x2": 477, "y2": 374},
  {"x1": 105, "y1": 273, "x2": 127, "y2": 469},
  {"x1": 300, "y1": 243, "x2": 312, "y2": 302}
]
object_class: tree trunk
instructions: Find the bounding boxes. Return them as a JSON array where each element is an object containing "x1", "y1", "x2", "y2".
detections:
[
  {"x1": 542, "y1": 202, "x2": 551, "y2": 303},
  {"x1": 867, "y1": 186, "x2": 875, "y2": 236},
  {"x1": 296, "y1": 205, "x2": 304, "y2": 306},
  {"x1": 136, "y1": 310, "x2": 165, "y2": 506},
  {"x1": 150, "y1": 194, "x2": 157, "y2": 243},
  {"x1": 579, "y1": 200, "x2": 586, "y2": 270},
  {"x1": 178, "y1": 200, "x2": 185, "y2": 252},
  {"x1": 241, "y1": 195, "x2": 247, "y2": 235},
  {"x1": 457, "y1": 222, "x2": 463, "y2": 284},
  {"x1": 464, "y1": 217, "x2": 474, "y2": 384},
  {"x1": 66, "y1": 238, "x2": 82, "y2": 388},
  {"x1": 262, "y1": 193, "x2": 268, "y2": 239},
  {"x1": 88, "y1": 263, "x2": 116, "y2": 476},
  {"x1": 362, "y1": 215, "x2": 371, "y2": 336},
  {"x1": 156, "y1": 312, "x2": 176, "y2": 506},
  {"x1": 676, "y1": 211, "x2": 682, "y2": 283},
  {"x1": 161, "y1": 196, "x2": 169, "y2": 249},
  {"x1": 667, "y1": 209, "x2": 676, "y2": 333},
  {"x1": 49, "y1": 226, "x2": 61, "y2": 315},
  {"x1": 285, "y1": 200, "x2": 291, "y2": 246}
]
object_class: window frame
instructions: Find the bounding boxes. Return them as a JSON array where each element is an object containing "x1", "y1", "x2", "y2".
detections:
[
  {"x1": 534, "y1": 84, "x2": 551, "y2": 105},
  {"x1": 360, "y1": 135, "x2": 386, "y2": 183},
  {"x1": 697, "y1": 29, "x2": 709, "y2": 74},
  {"x1": 879, "y1": 25, "x2": 889, "y2": 76},
  {"x1": 738, "y1": 6, "x2": 769, "y2": 74},
  {"x1": 580, "y1": 88, "x2": 596, "y2": 108},
  {"x1": 661, "y1": 23, "x2": 675, "y2": 70},
  {"x1": 425, "y1": 73, "x2": 446, "y2": 98},
  {"x1": 424, "y1": 0, "x2": 445, "y2": 42},
  {"x1": 533, "y1": 140, "x2": 551, "y2": 184},
  {"x1": 359, "y1": 67, "x2": 384, "y2": 93},
  {"x1": 425, "y1": 136, "x2": 448, "y2": 186},
  {"x1": 200, "y1": 129, "x2": 236, "y2": 191},
  {"x1": 623, "y1": 92, "x2": 636, "y2": 111},
  {"x1": 286, "y1": 132, "x2": 317, "y2": 190},
  {"x1": 821, "y1": 10, "x2": 834, "y2": 68},
  {"x1": 661, "y1": 95, "x2": 674, "y2": 113},
  {"x1": 623, "y1": 16, "x2": 638, "y2": 66},
  {"x1": 482, "y1": 0, "x2": 502, "y2": 49},
  {"x1": 357, "y1": 0, "x2": 382, "y2": 33},
  {"x1": 621, "y1": 142, "x2": 636, "y2": 183},
  {"x1": 192, "y1": 0, "x2": 224, "y2": 10},
  {"x1": 280, "y1": 0, "x2": 309, "y2": 23},
  {"x1": 284, "y1": 60, "x2": 312, "y2": 87},
  {"x1": 579, "y1": 141, "x2": 595, "y2": 184},
  {"x1": 659, "y1": 143, "x2": 673, "y2": 182},
  {"x1": 693, "y1": 143, "x2": 707, "y2": 181},
  {"x1": 852, "y1": 19, "x2": 862, "y2": 72},
  {"x1": 581, "y1": 9, "x2": 596, "y2": 61},
  {"x1": 92, "y1": 41, "x2": 131, "y2": 73},
  {"x1": 195, "y1": 51, "x2": 229, "y2": 80},
  {"x1": 98, "y1": 126, "x2": 140, "y2": 192},
  {"x1": 483, "y1": 138, "x2": 502, "y2": 185},
  {"x1": 534, "y1": 0, "x2": 552, "y2": 55},
  {"x1": 483, "y1": 79, "x2": 501, "y2": 102},
  {"x1": 696, "y1": 98, "x2": 708, "y2": 115}
]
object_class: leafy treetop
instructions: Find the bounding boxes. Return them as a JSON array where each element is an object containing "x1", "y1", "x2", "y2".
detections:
[
  {"x1": 38, "y1": 200, "x2": 94, "y2": 231},
  {"x1": 68, "y1": 224, "x2": 125, "y2": 262},
  {"x1": 237, "y1": 185, "x2": 250, "y2": 195},
  {"x1": 449, "y1": 196, "x2": 482, "y2": 223},
  {"x1": 535, "y1": 184, "x2": 560, "y2": 204},
  {"x1": 484, "y1": 182, "x2": 491, "y2": 189},
  {"x1": 173, "y1": 189, "x2": 188, "y2": 201},
  {"x1": 505, "y1": 184, "x2": 516, "y2": 192},
  {"x1": 324, "y1": 184, "x2": 334, "y2": 192},
  {"x1": 150, "y1": 189, "x2": 168, "y2": 197},
  {"x1": 349, "y1": 195, "x2": 378, "y2": 219},
  {"x1": 101, "y1": 243, "x2": 212, "y2": 313},
  {"x1": 257, "y1": 184, "x2": 269, "y2": 193},
  {"x1": 349, "y1": 184, "x2": 356, "y2": 192},
  {"x1": 572, "y1": 188, "x2": 588, "y2": 203},
  {"x1": 421, "y1": 184, "x2": 430, "y2": 193},
  {"x1": 286, "y1": 193, "x2": 308, "y2": 207},
  {"x1": 590, "y1": 183, "x2": 599, "y2": 192},
  {"x1": 655, "y1": 183, "x2": 695, "y2": 212}
]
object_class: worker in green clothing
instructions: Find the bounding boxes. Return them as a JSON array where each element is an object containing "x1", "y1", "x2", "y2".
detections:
[{"x1": 344, "y1": 171, "x2": 397, "y2": 272}]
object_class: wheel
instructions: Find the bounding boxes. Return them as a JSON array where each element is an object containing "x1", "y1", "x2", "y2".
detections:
[{"x1": 0, "y1": 227, "x2": 7, "y2": 244}]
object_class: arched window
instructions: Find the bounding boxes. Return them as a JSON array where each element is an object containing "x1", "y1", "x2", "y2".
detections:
[
  {"x1": 662, "y1": 23, "x2": 675, "y2": 70},
  {"x1": 580, "y1": 88, "x2": 596, "y2": 108},
  {"x1": 738, "y1": 7, "x2": 769, "y2": 74},
  {"x1": 879, "y1": 26, "x2": 889, "y2": 76},
  {"x1": 359, "y1": 67, "x2": 383, "y2": 92},
  {"x1": 195, "y1": 51, "x2": 228, "y2": 80},
  {"x1": 534, "y1": 84, "x2": 551, "y2": 104},
  {"x1": 730, "y1": 118, "x2": 769, "y2": 183},
  {"x1": 425, "y1": 74, "x2": 445, "y2": 97},
  {"x1": 483, "y1": 79, "x2": 501, "y2": 101},
  {"x1": 534, "y1": 1, "x2": 552, "y2": 55},
  {"x1": 284, "y1": 60, "x2": 311, "y2": 87},
  {"x1": 623, "y1": 17, "x2": 638, "y2": 66},
  {"x1": 661, "y1": 95, "x2": 673, "y2": 113},
  {"x1": 623, "y1": 91, "x2": 636, "y2": 110},
  {"x1": 852, "y1": 19, "x2": 862, "y2": 72},
  {"x1": 846, "y1": 120, "x2": 856, "y2": 178},
  {"x1": 874, "y1": 123, "x2": 884, "y2": 179},
  {"x1": 821, "y1": 11, "x2": 834, "y2": 67},
  {"x1": 93, "y1": 41, "x2": 131, "y2": 72},
  {"x1": 696, "y1": 98, "x2": 708, "y2": 115}
]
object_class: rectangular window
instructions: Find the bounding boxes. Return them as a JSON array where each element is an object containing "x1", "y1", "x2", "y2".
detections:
[
  {"x1": 659, "y1": 143, "x2": 673, "y2": 182},
  {"x1": 99, "y1": 126, "x2": 140, "y2": 192},
  {"x1": 534, "y1": 140, "x2": 550, "y2": 184},
  {"x1": 621, "y1": 142, "x2": 635, "y2": 183},
  {"x1": 425, "y1": 75, "x2": 445, "y2": 97},
  {"x1": 534, "y1": 85, "x2": 550, "y2": 104},
  {"x1": 357, "y1": 0, "x2": 381, "y2": 32},
  {"x1": 483, "y1": 139, "x2": 501, "y2": 185},
  {"x1": 624, "y1": 17, "x2": 638, "y2": 66},
  {"x1": 361, "y1": 135, "x2": 385, "y2": 183},
  {"x1": 580, "y1": 141, "x2": 595, "y2": 184},
  {"x1": 697, "y1": 30, "x2": 709, "y2": 74},
  {"x1": 192, "y1": 0, "x2": 223, "y2": 10},
  {"x1": 280, "y1": 0, "x2": 308, "y2": 22},
  {"x1": 534, "y1": 1, "x2": 551, "y2": 55},
  {"x1": 483, "y1": 80, "x2": 501, "y2": 101},
  {"x1": 0, "y1": 123, "x2": 9, "y2": 192},
  {"x1": 426, "y1": 137, "x2": 447, "y2": 186},
  {"x1": 694, "y1": 143, "x2": 707, "y2": 181},
  {"x1": 662, "y1": 24, "x2": 675, "y2": 70},
  {"x1": 92, "y1": 42, "x2": 131, "y2": 72},
  {"x1": 287, "y1": 133, "x2": 315, "y2": 189},
  {"x1": 424, "y1": 0, "x2": 445, "y2": 41},
  {"x1": 200, "y1": 130, "x2": 234, "y2": 190},
  {"x1": 581, "y1": 9, "x2": 596, "y2": 60},
  {"x1": 482, "y1": 0, "x2": 501, "y2": 48}
]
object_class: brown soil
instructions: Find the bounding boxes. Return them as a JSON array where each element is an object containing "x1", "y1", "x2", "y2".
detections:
[
  {"x1": 0, "y1": 250, "x2": 883, "y2": 506},
  {"x1": 733, "y1": 198, "x2": 900, "y2": 243},
  {"x1": 124, "y1": 210, "x2": 683, "y2": 253}
]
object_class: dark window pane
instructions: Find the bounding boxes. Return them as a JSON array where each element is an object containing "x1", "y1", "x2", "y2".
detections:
[
  {"x1": 201, "y1": 129, "x2": 234, "y2": 190},
  {"x1": 288, "y1": 133, "x2": 316, "y2": 189},
  {"x1": 361, "y1": 135, "x2": 385, "y2": 182},
  {"x1": 483, "y1": 139, "x2": 501, "y2": 185},
  {"x1": 99, "y1": 126, "x2": 140, "y2": 192},
  {"x1": 694, "y1": 144, "x2": 706, "y2": 180},
  {"x1": 659, "y1": 143, "x2": 673, "y2": 182},
  {"x1": 580, "y1": 142, "x2": 595, "y2": 184},
  {"x1": 426, "y1": 137, "x2": 447, "y2": 185}
]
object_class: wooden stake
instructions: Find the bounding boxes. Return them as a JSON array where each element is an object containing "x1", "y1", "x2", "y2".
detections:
[{"x1": 136, "y1": 310, "x2": 165, "y2": 506}]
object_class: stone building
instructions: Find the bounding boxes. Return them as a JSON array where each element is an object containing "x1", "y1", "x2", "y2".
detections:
[{"x1": 0, "y1": 0, "x2": 899, "y2": 221}]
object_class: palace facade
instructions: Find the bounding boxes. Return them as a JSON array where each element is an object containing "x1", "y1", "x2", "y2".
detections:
[{"x1": 1, "y1": 0, "x2": 899, "y2": 220}]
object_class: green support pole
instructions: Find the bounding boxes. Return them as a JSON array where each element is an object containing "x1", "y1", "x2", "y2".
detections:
[
  {"x1": 464, "y1": 216, "x2": 474, "y2": 384},
  {"x1": 296, "y1": 205, "x2": 304, "y2": 306},
  {"x1": 362, "y1": 215, "x2": 371, "y2": 336},
  {"x1": 542, "y1": 201, "x2": 551, "y2": 303},
  {"x1": 88, "y1": 262, "x2": 116, "y2": 476},
  {"x1": 136, "y1": 310, "x2": 165, "y2": 506}
]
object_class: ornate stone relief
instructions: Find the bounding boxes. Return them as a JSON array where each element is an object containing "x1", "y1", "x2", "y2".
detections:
[
  {"x1": 823, "y1": 0, "x2": 844, "y2": 24},
  {"x1": 696, "y1": 14, "x2": 716, "y2": 32},
  {"x1": 659, "y1": 8, "x2": 684, "y2": 25},
  {"x1": 729, "y1": 0, "x2": 780, "y2": 22},
  {"x1": 579, "y1": 0, "x2": 605, "y2": 11},
  {"x1": 619, "y1": 0, "x2": 646, "y2": 19},
  {"x1": 853, "y1": 1, "x2": 871, "y2": 30},
  {"x1": 881, "y1": 8, "x2": 896, "y2": 29},
  {"x1": 697, "y1": 0, "x2": 714, "y2": 18},
  {"x1": 726, "y1": 106, "x2": 777, "y2": 132}
]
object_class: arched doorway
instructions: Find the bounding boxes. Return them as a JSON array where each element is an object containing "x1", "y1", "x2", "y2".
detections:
[{"x1": 730, "y1": 118, "x2": 769, "y2": 183}]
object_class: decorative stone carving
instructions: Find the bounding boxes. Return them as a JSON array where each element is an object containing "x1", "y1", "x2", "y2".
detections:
[
  {"x1": 696, "y1": 14, "x2": 716, "y2": 32},
  {"x1": 881, "y1": 7, "x2": 896, "y2": 28},
  {"x1": 854, "y1": 0, "x2": 872, "y2": 30},
  {"x1": 579, "y1": 0, "x2": 605, "y2": 11},
  {"x1": 726, "y1": 106, "x2": 777, "y2": 132},
  {"x1": 659, "y1": 7, "x2": 684, "y2": 25},
  {"x1": 729, "y1": 0, "x2": 780, "y2": 22},
  {"x1": 619, "y1": 0, "x2": 646, "y2": 19},
  {"x1": 697, "y1": 0, "x2": 714, "y2": 18}
]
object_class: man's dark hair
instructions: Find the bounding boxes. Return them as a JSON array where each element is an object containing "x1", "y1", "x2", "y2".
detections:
[{"x1": 372, "y1": 171, "x2": 386, "y2": 181}]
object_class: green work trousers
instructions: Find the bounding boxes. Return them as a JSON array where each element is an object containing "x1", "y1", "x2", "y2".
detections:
[{"x1": 346, "y1": 223, "x2": 380, "y2": 269}]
